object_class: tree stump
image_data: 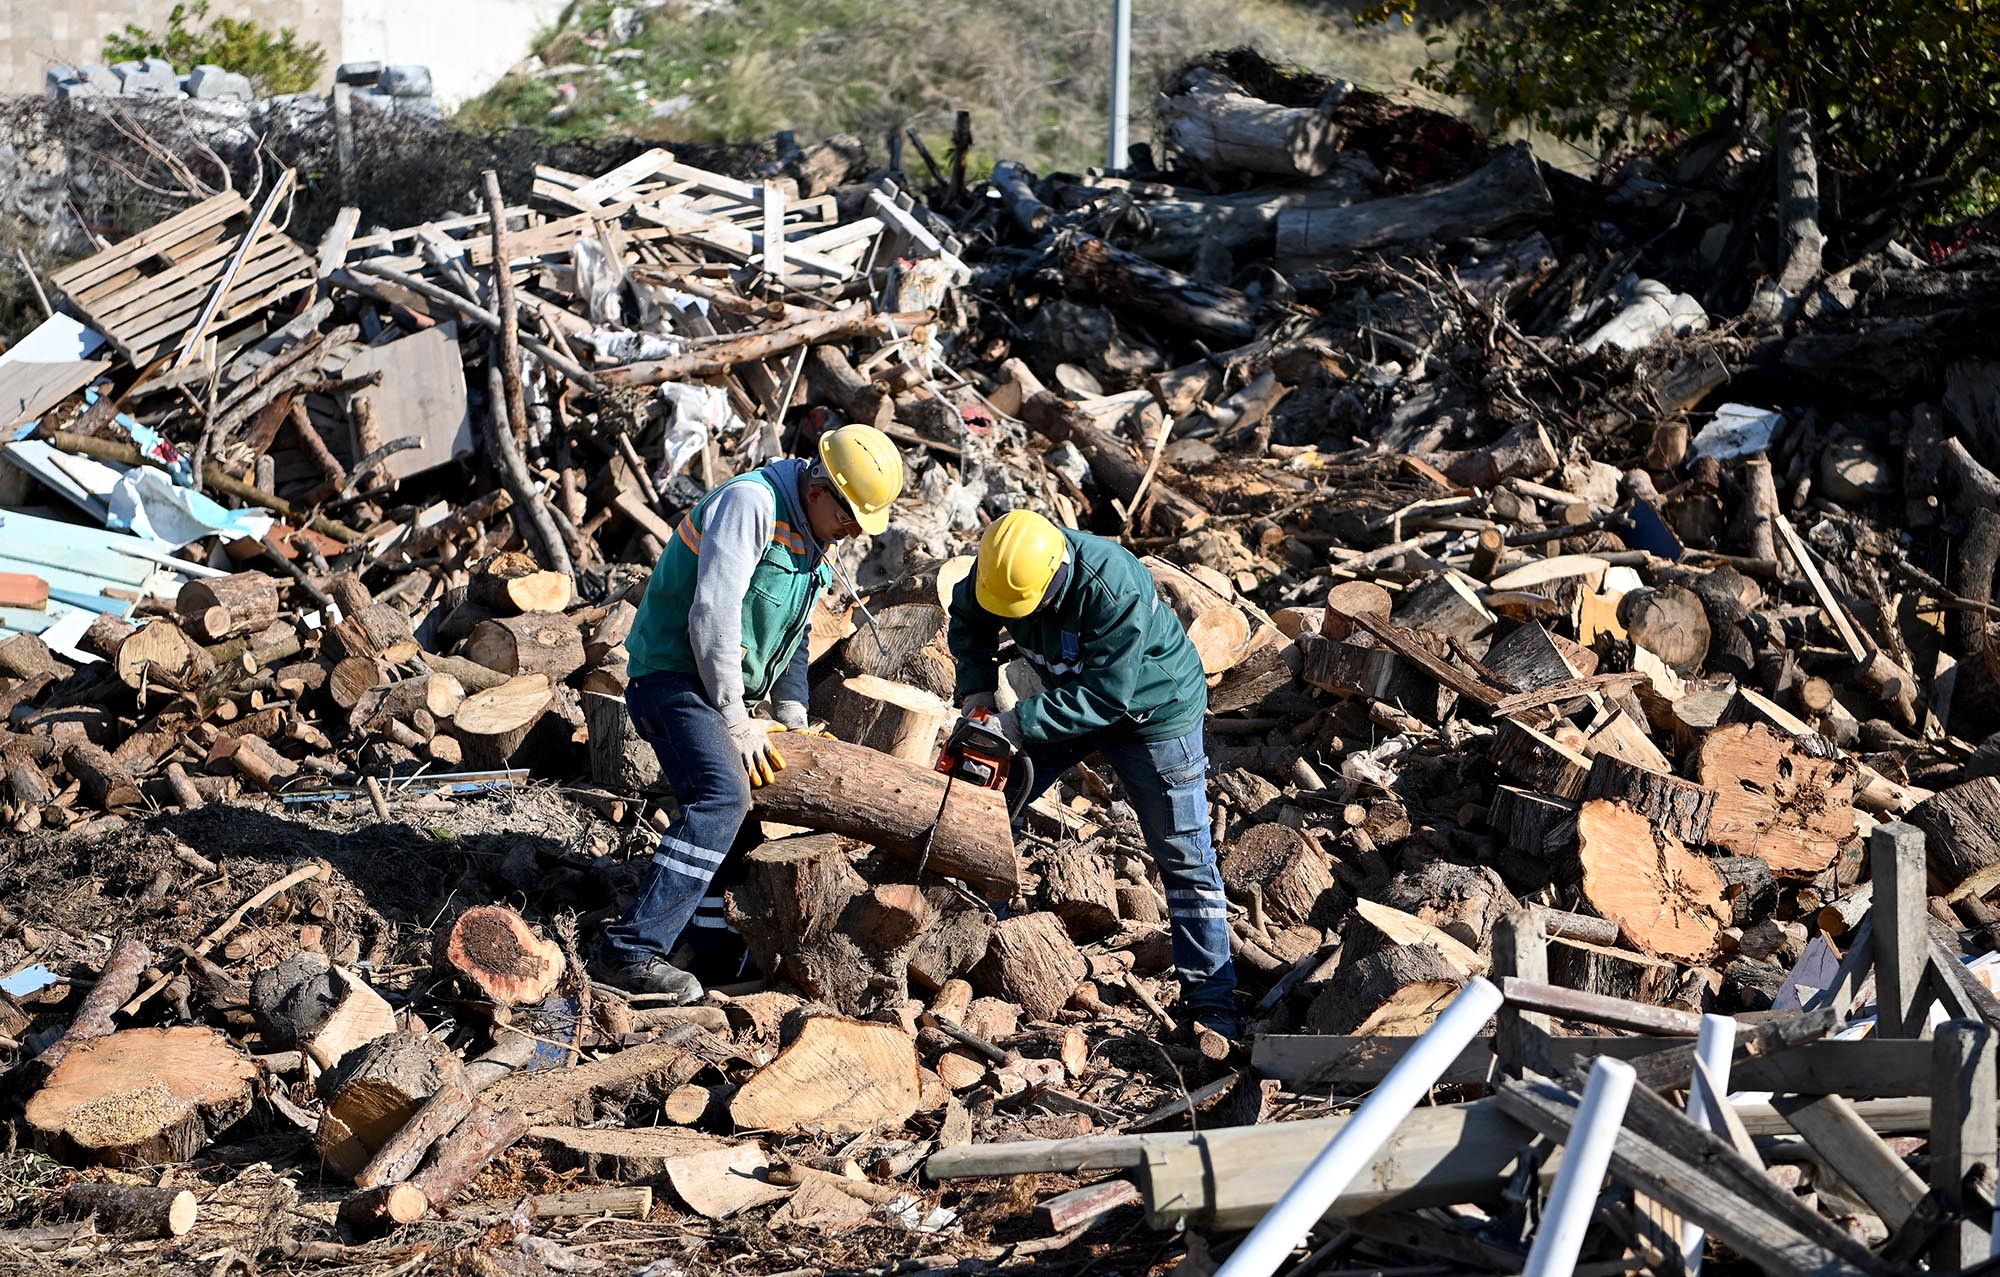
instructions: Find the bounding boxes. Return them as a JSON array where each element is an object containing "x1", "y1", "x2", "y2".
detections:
[
  {"x1": 435, "y1": 906, "x2": 566, "y2": 1008},
  {"x1": 824, "y1": 675, "x2": 951, "y2": 766},
  {"x1": 25, "y1": 1027, "x2": 257, "y2": 1166},
  {"x1": 1576, "y1": 798, "x2": 1726, "y2": 960},
  {"x1": 728, "y1": 1017, "x2": 922, "y2": 1135}
]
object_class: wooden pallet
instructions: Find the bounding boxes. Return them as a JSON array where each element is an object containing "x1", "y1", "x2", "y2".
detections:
[{"x1": 49, "y1": 189, "x2": 315, "y2": 367}]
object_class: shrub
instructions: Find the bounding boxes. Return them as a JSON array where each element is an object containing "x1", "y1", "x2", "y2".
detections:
[{"x1": 103, "y1": 1, "x2": 326, "y2": 95}]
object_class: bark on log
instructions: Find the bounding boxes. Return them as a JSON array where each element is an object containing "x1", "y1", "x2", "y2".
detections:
[
  {"x1": 728, "y1": 1016, "x2": 922, "y2": 1135},
  {"x1": 746, "y1": 732, "x2": 1020, "y2": 899},
  {"x1": 584, "y1": 691, "x2": 661, "y2": 793},
  {"x1": 37, "y1": 937, "x2": 152, "y2": 1075},
  {"x1": 326, "y1": 604, "x2": 416, "y2": 661},
  {"x1": 1221, "y1": 823, "x2": 1340, "y2": 927},
  {"x1": 1144, "y1": 556, "x2": 1253, "y2": 674},
  {"x1": 1157, "y1": 67, "x2": 1343, "y2": 178},
  {"x1": 1060, "y1": 236, "x2": 1260, "y2": 345},
  {"x1": 1491, "y1": 721, "x2": 1591, "y2": 799},
  {"x1": 971, "y1": 912, "x2": 1089, "y2": 1020},
  {"x1": 1748, "y1": 108, "x2": 1824, "y2": 325},
  {"x1": 597, "y1": 306, "x2": 934, "y2": 387},
  {"x1": 1576, "y1": 798, "x2": 1726, "y2": 960},
  {"x1": 839, "y1": 604, "x2": 956, "y2": 701},
  {"x1": 1039, "y1": 844, "x2": 1120, "y2": 939},
  {"x1": 1582, "y1": 754, "x2": 1715, "y2": 845},
  {"x1": 1434, "y1": 421, "x2": 1561, "y2": 490},
  {"x1": 450, "y1": 674, "x2": 556, "y2": 768},
  {"x1": 435, "y1": 906, "x2": 566, "y2": 1008},
  {"x1": 56, "y1": 1184, "x2": 197, "y2": 1237},
  {"x1": 461, "y1": 614, "x2": 586, "y2": 680},
  {"x1": 1912, "y1": 776, "x2": 2000, "y2": 899},
  {"x1": 725, "y1": 834, "x2": 930, "y2": 1015},
  {"x1": 407, "y1": 1102, "x2": 530, "y2": 1215},
  {"x1": 24, "y1": 1027, "x2": 257, "y2": 1166},
  {"x1": 316, "y1": 1030, "x2": 462, "y2": 1177},
  {"x1": 177, "y1": 571, "x2": 280, "y2": 642},
  {"x1": 1307, "y1": 944, "x2": 1465, "y2": 1035},
  {"x1": 808, "y1": 345, "x2": 893, "y2": 428},
  {"x1": 907, "y1": 889, "x2": 997, "y2": 991},
  {"x1": 1380, "y1": 860, "x2": 1518, "y2": 952},
  {"x1": 1023, "y1": 392, "x2": 1208, "y2": 536},
  {"x1": 469, "y1": 551, "x2": 574, "y2": 615},
  {"x1": 66, "y1": 742, "x2": 142, "y2": 813},
  {"x1": 825, "y1": 675, "x2": 950, "y2": 765},
  {"x1": 1275, "y1": 143, "x2": 1552, "y2": 256}
]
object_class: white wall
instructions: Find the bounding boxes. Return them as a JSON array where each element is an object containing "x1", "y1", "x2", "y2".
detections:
[{"x1": 340, "y1": 0, "x2": 569, "y2": 107}]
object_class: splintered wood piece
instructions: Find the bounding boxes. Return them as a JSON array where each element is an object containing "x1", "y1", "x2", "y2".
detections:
[
  {"x1": 353, "y1": 1074, "x2": 474, "y2": 1189},
  {"x1": 25, "y1": 1027, "x2": 257, "y2": 1166},
  {"x1": 327, "y1": 603, "x2": 416, "y2": 660},
  {"x1": 665, "y1": 1143, "x2": 790, "y2": 1218},
  {"x1": 114, "y1": 620, "x2": 203, "y2": 688},
  {"x1": 56, "y1": 1184, "x2": 197, "y2": 1237},
  {"x1": 1350, "y1": 899, "x2": 1490, "y2": 976},
  {"x1": 1582, "y1": 753, "x2": 1716, "y2": 844},
  {"x1": 747, "y1": 732, "x2": 1020, "y2": 900},
  {"x1": 1392, "y1": 573, "x2": 1496, "y2": 647},
  {"x1": 1222, "y1": 823, "x2": 1340, "y2": 927},
  {"x1": 406, "y1": 1102, "x2": 529, "y2": 1213},
  {"x1": 1696, "y1": 723, "x2": 1856, "y2": 875},
  {"x1": 971, "y1": 911, "x2": 1089, "y2": 1020},
  {"x1": 726, "y1": 833, "x2": 928, "y2": 1015},
  {"x1": 824, "y1": 675, "x2": 950, "y2": 766},
  {"x1": 1307, "y1": 944, "x2": 1466, "y2": 1035},
  {"x1": 436, "y1": 905, "x2": 566, "y2": 1007},
  {"x1": 1576, "y1": 799, "x2": 1726, "y2": 960},
  {"x1": 728, "y1": 1017, "x2": 922, "y2": 1134},
  {"x1": 461, "y1": 613, "x2": 586, "y2": 680}
]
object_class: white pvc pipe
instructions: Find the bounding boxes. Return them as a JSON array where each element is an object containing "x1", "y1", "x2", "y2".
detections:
[
  {"x1": 1212, "y1": 977, "x2": 1505, "y2": 1277},
  {"x1": 1681, "y1": 1014, "x2": 1736, "y2": 1276},
  {"x1": 1523, "y1": 1055, "x2": 1638, "y2": 1277},
  {"x1": 1107, "y1": 0, "x2": 1132, "y2": 170}
]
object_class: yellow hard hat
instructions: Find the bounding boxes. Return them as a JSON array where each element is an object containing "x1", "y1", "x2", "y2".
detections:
[
  {"x1": 817, "y1": 424, "x2": 904, "y2": 535},
  {"x1": 975, "y1": 510, "x2": 1067, "y2": 618}
]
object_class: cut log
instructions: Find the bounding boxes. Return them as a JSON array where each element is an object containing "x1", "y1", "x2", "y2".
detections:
[
  {"x1": 1619, "y1": 585, "x2": 1712, "y2": 675},
  {"x1": 1911, "y1": 777, "x2": 2000, "y2": 899},
  {"x1": 1059, "y1": 236, "x2": 1259, "y2": 346},
  {"x1": 65, "y1": 742, "x2": 142, "y2": 813},
  {"x1": 349, "y1": 674, "x2": 465, "y2": 735},
  {"x1": 56, "y1": 1184, "x2": 197, "y2": 1238},
  {"x1": 1275, "y1": 142, "x2": 1552, "y2": 256},
  {"x1": 839, "y1": 603, "x2": 956, "y2": 700},
  {"x1": 726, "y1": 834, "x2": 929, "y2": 1016},
  {"x1": 24, "y1": 1027, "x2": 257, "y2": 1167},
  {"x1": 1435, "y1": 421, "x2": 1561, "y2": 490},
  {"x1": 461, "y1": 613, "x2": 586, "y2": 680},
  {"x1": 1393, "y1": 573, "x2": 1496, "y2": 648},
  {"x1": 728, "y1": 1016, "x2": 922, "y2": 1134},
  {"x1": 1483, "y1": 623, "x2": 1583, "y2": 691},
  {"x1": 407, "y1": 1102, "x2": 530, "y2": 1215},
  {"x1": 1039, "y1": 843, "x2": 1121, "y2": 939},
  {"x1": 1322, "y1": 580, "x2": 1393, "y2": 640},
  {"x1": 80, "y1": 613, "x2": 136, "y2": 660},
  {"x1": 338, "y1": 1183, "x2": 429, "y2": 1233},
  {"x1": 1696, "y1": 723, "x2": 1855, "y2": 875},
  {"x1": 451, "y1": 673, "x2": 555, "y2": 768},
  {"x1": 482, "y1": 1039, "x2": 705, "y2": 1126},
  {"x1": 326, "y1": 603, "x2": 416, "y2": 661},
  {"x1": 1145, "y1": 556, "x2": 1252, "y2": 674},
  {"x1": 1348, "y1": 899, "x2": 1489, "y2": 976},
  {"x1": 584, "y1": 690, "x2": 661, "y2": 793},
  {"x1": 1380, "y1": 860, "x2": 1518, "y2": 953},
  {"x1": 1490, "y1": 721, "x2": 1591, "y2": 799},
  {"x1": 176, "y1": 570, "x2": 280, "y2": 643},
  {"x1": 971, "y1": 912, "x2": 1089, "y2": 1020},
  {"x1": 825, "y1": 675, "x2": 950, "y2": 766},
  {"x1": 470, "y1": 550, "x2": 573, "y2": 615},
  {"x1": 747, "y1": 732, "x2": 1020, "y2": 900},
  {"x1": 316, "y1": 1030, "x2": 462, "y2": 1177},
  {"x1": 1157, "y1": 67, "x2": 1343, "y2": 178},
  {"x1": 1575, "y1": 798, "x2": 1726, "y2": 960},
  {"x1": 435, "y1": 906, "x2": 566, "y2": 1008},
  {"x1": 114, "y1": 620, "x2": 205, "y2": 688},
  {"x1": 907, "y1": 889, "x2": 997, "y2": 991},
  {"x1": 329, "y1": 657, "x2": 390, "y2": 710},
  {"x1": 1021, "y1": 390, "x2": 1208, "y2": 536},
  {"x1": 1582, "y1": 754, "x2": 1715, "y2": 844},
  {"x1": 1221, "y1": 823, "x2": 1340, "y2": 927},
  {"x1": 1307, "y1": 945, "x2": 1466, "y2": 1035}
]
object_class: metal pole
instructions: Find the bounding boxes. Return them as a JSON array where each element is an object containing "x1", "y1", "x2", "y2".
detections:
[
  {"x1": 1681, "y1": 1014, "x2": 1737, "y2": 1275},
  {"x1": 1212, "y1": 978, "x2": 1505, "y2": 1277},
  {"x1": 1524, "y1": 1056, "x2": 1638, "y2": 1277},
  {"x1": 1107, "y1": 0, "x2": 1131, "y2": 171}
]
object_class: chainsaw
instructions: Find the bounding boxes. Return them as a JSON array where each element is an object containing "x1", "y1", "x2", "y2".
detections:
[{"x1": 933, "y1": 707, "x2": 1034, "y2": 818}]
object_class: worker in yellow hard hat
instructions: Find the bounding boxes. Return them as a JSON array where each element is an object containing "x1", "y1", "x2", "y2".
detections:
[
  {"x1": 597, "y1": 424, "x2": 905, "y2": 1002},
  {"x1": 948, "y1": 509, "x2": 1239, "y2": 1039}
]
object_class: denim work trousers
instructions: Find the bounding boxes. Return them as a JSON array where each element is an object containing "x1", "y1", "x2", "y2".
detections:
[
  {"x1": 1013, "y1": 726, "x2": 1236, "y2": 1017},
  {"x1": 600, "y1": 671, "x2": 750, "y2": 967}
]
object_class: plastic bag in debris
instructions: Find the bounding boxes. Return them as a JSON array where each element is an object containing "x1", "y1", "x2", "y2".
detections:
[
  {"x1": 1690, "y1": 404, "x2": 1784, "y2": 463},
  {"x1": 1578, "y1": 279, "x2": 1707, "y2": 354},
  {"x1": 109, "y1": 463, "x2": 273, "y2": 547},
  {"x1": 571, "y1": 237, "x2": 629, "y2": 327},
  {"x1": 1341, "y1": 734, "x2": 1413, "y2": 798},
  {"x1": 579, "y1": 328, "x2": 683, "y2": 365},
  {"x1": 657, "y1": 382, "x2": 742, "y2": 479}
]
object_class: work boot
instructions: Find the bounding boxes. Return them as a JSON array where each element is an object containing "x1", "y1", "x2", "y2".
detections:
[{"x1": 591, "y1": 952, "x2": 704, "y2": 1005}]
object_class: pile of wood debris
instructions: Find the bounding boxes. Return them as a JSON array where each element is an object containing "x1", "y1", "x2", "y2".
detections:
[{"x1": 7, "y1": 47, "x2": 2000, "y2": 1276}]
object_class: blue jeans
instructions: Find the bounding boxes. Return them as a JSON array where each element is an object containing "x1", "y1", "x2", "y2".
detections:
[
  {"x1": 600, "y1": 671, "x2": 749, "y2": 968},
  {"x1": 1012, "y1": 726, "x2": 1237, "y2": 1020}
]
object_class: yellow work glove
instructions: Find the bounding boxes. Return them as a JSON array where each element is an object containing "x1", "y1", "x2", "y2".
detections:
[
  {"x1": 729, "y1": 718, "x2": 786, "y2": 788},
  {"x1": 773, "y1": 702, "x2": 835, "y2": 738}
]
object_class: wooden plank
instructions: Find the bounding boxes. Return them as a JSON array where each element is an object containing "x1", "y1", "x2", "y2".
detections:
[
  {"x1": 1804, "y1": 913, "x2": 1875, "y2": 1020},
  {"x1": 337, "y1": 325, "x2": 473, "y2": 481},
  {"x1": 1491, "y1": 910, "x2": 1549, "y2": 1080},
  {"x1": 656, "y1": 159, "x2": 761, "y2": 203},
  {"x1": 0, "y1": 572, "x2": 49, "y2": 610},
  {"x1": 762, "y1": 181, "x2": 787, "y2": 282},
  {"x1": 1932, "y1": 1020, "x2": 1997, "y2": 1267},
  {"x1": 1498, "y1": 976, "x2": 1704, "y2": 1035},
  {"x1": 1772, "y1": 1093, "x2": 1925, "y2": 1227},
  {"x1": 93, "y1": 232, "x2": 297, "y2": 329},
  {"x1": 71, "y1": 222, "x2": 236, "y2": 305},
  {"x1": 572, "y1": 148, "x2": 676, "y2": 206},
  {"x1": 316, "y1": 206, "x2": 361, "y2": 278},
  {"x1": 115, "y1": 241, "x2": 312, "y2": 356},
  {"x1": 1873, "y1": 822, "x2": 1930, "y2": 1039},
  {"x1": 345, "y1": 206, "x2": 533, "y2": 251},
  {"x1": 49, "y1": 191, "x2": 248, "y2": 294},
  {"x1": 1775, "y1": 515, "x2": 1869, "y2": 663}
]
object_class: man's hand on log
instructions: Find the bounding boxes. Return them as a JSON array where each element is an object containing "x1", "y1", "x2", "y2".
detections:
[{"x1": 730, "y1": 719, "x2": 787, "y2": 788}]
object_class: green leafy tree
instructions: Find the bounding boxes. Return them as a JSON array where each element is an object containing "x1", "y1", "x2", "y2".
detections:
[
  {"x1": 1366, "y1": 0, "x2": 2000, "y2": 224},
  {"x1": 103, "y1": 1, "x2": 326, "y2": 96}
]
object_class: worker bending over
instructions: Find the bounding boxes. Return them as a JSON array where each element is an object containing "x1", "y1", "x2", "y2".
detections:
[
  {"x1": 948, "y1": 510, "x2": 1239, "y2": 1037},
  {"x1": 595, "y1": 424, "x2": 906, "y2": 1002}
]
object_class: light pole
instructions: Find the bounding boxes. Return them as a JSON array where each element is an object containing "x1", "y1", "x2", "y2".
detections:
[{"x1": 1107, "y1": 0, "x2": 1131, "y2": 170}]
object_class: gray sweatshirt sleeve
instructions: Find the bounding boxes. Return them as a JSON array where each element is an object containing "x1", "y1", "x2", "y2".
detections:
[{"x1": 687, "y1": 481, "x2": 776, "y2": 726}]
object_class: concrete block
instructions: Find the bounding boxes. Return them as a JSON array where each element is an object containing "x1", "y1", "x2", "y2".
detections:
[
  {"x1": 44, "y1": 65, "x2": 78, "y2": 93},
  {"x1": 258, "y1": 93, "x2": 329, "y2": 123},
  {"x1": 52, "y1": 80, "x2": 109, "y2": 102},
  {"x1": 378, "y1": 64, "x2": 433, "y2": 97},
  {"x1": 335, "y1": 60, "x2": 382, "y2": 85},
  {"x1": 113, "y1": 58, "x2": 179, "y2": 97},
  {"x1": 349, "y1": 88, "x2": 397, "y2": 114},
  {"x1": 78, "y1": 65, "x2": 122, "y2": 93},
  {"x1": 187, "y1": 64, "x2": 254, "y2": 101}
]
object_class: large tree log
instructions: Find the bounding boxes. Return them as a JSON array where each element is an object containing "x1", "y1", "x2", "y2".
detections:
[
  {"x1": 1275, "y1": 142, "x2": 1553, "y2": 256},
  {"x1": 1748, "y1": 108, "x2": 1824, "y2": 325},
  {"x1": 1157, "y1": 67, "x2": 1343, "y2": 178},
  {"x1": 907, "y1": 888, "x2": 997, "y2": 991},
  {"x1": 1144, "y1": 556, "x2": 1253, "y2": 674},
  {"x1": 1695, "y1": 723, "x2": 1855, "y2": 875},
  {"x1": 1022, "y1": 392, "x2": 1207, "y2": 536},
  {"x1": 1576, "y1": 798, "x2": 1725, "y2": 960},
  {"x1": 435, "y1": 906, "x2": 566, "y2": 1008},
  {"x1": 825, "y1": 675, "x2": 949, "y2": 766},
  {"x1": 970, "y1": 911, "x2": 1088, "y2": 1019},
  {"x1": 1060, "y1": 235, "x2": 1260, "y2": 345},
  {"x1": 747, "y1": 733, "x2": 1021, "y2": 899},
  {"x1": 584, "y1": 691, "x2": 662, "y2": 792},
  {"x1": 1128, "y1": 179, "x2": 1372, "y2": 261},
  {"x1": 1912, "y1": 776, "x2": 2000, "y2": 899},
  {"x1": 450, "y1": 673, "x2": 555, "y2": 768},
  {"x1": 1039, "y1": 844, "x2": 1120, "y2": 939},
  {"x1": 1307, "y1": 945, "x2": 1464, "y2": 1035},
  {"x1": 25, "y1": 1027, "x2": 258, "y2": 1166},
  {"x1": 725, "y1": 834, "x2": 930, "y2": 1015},
  {"x1": 729, "y1": 1017, "x2": 922, "y2": 1135},
  {"x1": 316, "y1": 1030, "x2": 462, "y2": 1177},
  {"x1": 1221, "y1": 824, "x2": 1340, "y2": 927}
]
